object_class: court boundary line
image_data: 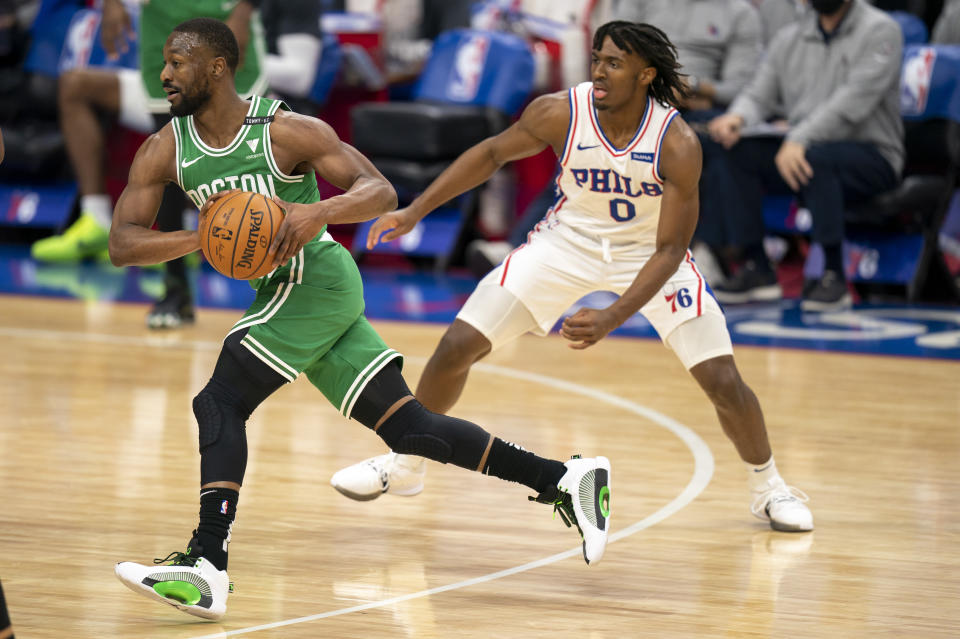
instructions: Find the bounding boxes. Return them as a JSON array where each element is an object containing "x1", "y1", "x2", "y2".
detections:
[{"x1": 0, "y1": 327, "x2": 714, "y2": 636}]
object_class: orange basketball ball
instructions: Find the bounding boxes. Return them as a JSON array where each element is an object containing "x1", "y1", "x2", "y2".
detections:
[{"x1": 199, "y1": 191, "x2": 284, "y2": 280}]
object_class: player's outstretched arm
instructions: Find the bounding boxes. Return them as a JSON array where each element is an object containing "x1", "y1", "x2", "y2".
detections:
[
  {"x1": 561, "y1": 117, "x2": 702, "y2": 349},
  {"x1": 266, "y1": 111, "x2": 398, "y2": 266},
  {"x1": 109, "y1": 126, "x2": 198, "y2": 267},
  {"x1": 366, "y1": 91, "x2": 570, "y2": 249}
]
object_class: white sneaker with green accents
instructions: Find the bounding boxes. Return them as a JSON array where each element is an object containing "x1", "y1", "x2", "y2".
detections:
[
  {"x1": 530, "y1": 455, "x2": 611, "y2": 565},
  {"x1": 115, "y1": 552, "x2": 231, "y2": 620}
]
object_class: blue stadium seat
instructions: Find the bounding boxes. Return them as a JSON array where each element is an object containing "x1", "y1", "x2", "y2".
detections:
[{"x1": 888, "y1": 10, "x2": 929, "y2": 45}]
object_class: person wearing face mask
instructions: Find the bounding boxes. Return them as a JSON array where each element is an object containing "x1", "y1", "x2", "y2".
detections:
[{"x1": 706, "y1": 0, "x2": 904, "y2": 310}]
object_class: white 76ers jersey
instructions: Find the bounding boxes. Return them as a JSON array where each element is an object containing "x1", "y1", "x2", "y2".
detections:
[{"x1": 548, "y1": 81, "x2": 679, "y2": 251}]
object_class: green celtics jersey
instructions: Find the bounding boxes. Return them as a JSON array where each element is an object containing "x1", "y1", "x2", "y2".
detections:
[
  {"x1": 172, "y1": 95, "x2": 324, "y2": 238},
  {"x1": 140, "y1": 0, "x2": 267, "y2": 112}
]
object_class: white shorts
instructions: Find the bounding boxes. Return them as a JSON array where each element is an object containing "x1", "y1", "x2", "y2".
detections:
[
  {"x1": 457, "y1": 221, "x2": 733, "y2": 369},
  {"x1": 117, "y1": 68, "x2": 155, "y2": 134}
]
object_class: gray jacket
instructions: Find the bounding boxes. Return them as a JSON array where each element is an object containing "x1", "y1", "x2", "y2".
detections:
[
  {"x1": 755, "y1": 0, "x2": 807, "y2": 44},
  {"x1": 615, "y1": 0, "x2": 763, "y2": 106},
  {"x1": 729, "y1": 0, "x2": 905, "y2": 174}
]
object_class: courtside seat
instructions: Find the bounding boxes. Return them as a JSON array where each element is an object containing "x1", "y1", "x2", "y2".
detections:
[
  {"x1": 888, "y1": 10, "x2": 928, "y2": 45},
  {"x1": 350, "y1": 29, "x2": 534, "y2": 265},
  {"x1": 352, "y1": 102, "x2": 506, "y2": 162},
  {"x1": 842, "y1": 45, "x2": 960, "y2": 302},
  {"x1": 364, "y1": 157, "x2": 452, "y2": 195}
]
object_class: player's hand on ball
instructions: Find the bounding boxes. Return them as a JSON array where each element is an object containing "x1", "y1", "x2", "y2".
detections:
[
  {"x1": 366, "y1": 207, "x2": 419, "y2": 249},
  {"x1": 269, "y1": 196, "x2": 325, "y2": 267},
  {"x1": 560, "y1": 308, "x2": 619, "y2": 350}
]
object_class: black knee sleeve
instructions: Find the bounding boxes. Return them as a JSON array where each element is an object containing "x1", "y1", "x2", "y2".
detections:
[
  {"x1": 194, "y1": 329, "x2": 287, "y2": 484},
  {"x1": 349, "y1": 359, "x2": 410, "y2": 428},
  {"x1": 376, "y1": 399, "x2": 491, "y2": 471},
  {"x1": 350, "y1": 359, "x2": 491, "y2": 470},
  {"x1": 193, "y1": 380, "x2": 249, "y2": 485}
]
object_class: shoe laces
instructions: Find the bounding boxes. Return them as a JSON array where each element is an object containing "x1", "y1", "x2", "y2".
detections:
[
  {"x1": 529, "y1": 487, "x2": 580, "y2": 534},
  {"x1": 366, "y1": 455, "x2": 392, "y2": 490},
  {"x1": 750, "y1": 479, "x2": 810, "y2": 519},
  {"x1": 153, "y1": 551, "x2": 199, "y2": 567}
]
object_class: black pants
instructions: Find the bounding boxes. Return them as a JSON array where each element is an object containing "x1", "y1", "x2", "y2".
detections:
[
  {"x1": 684, "y1": 108, "x2": 728, "y2": 249},
  {"x1": 706, "y1": 137, "x2": 897, "y2": 249}
]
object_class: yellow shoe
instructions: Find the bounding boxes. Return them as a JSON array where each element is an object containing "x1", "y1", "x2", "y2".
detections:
[{"x1": 31, "y1": 213, "x2": 110, "y2": 262}]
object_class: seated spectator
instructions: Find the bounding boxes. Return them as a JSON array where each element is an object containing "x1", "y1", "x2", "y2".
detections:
[
  {"x1": 614, "y1": 0, "x2": 764, "y2": 285},
  {"x1": 706, "y1": 0, "x2": 904, "y2": 310},
  {"x1": 613, "y1": 0, "x2": 763, "y2": 114}
]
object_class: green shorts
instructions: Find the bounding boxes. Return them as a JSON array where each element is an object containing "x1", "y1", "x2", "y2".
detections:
[{"x1": 226, "y1": 238, "x2": 403, "y2": 417}]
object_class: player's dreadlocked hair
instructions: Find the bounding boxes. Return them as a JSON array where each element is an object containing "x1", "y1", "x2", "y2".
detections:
[
  {"x1": 172, "y1": 17, "x2": 240, "y2": 73},
  {"x1": 592, "y1": 21, "x2": 689, "y2": 109}
]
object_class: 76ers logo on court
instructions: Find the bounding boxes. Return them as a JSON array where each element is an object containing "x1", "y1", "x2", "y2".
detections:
[{"x1": 665, "y1": 288, "x2": 693, "y2": 313}]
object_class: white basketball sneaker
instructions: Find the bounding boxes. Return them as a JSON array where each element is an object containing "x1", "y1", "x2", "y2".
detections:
[
  {"x1": 530, "y1": 455, "x2": 611, "y2": 565},
  {"x1": 115, "y1": 551, "x2": 231, "y2": 620},
  {"x1": 330, "y1": 452, "x2": 426, "y2": 501},
  {"x1": 750, "y1": 477, "x2": 814, "y2": 532}
]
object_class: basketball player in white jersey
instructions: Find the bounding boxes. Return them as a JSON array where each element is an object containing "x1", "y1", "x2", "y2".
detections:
[{"x1": 333, "y1": 21, "x2": 814, "y2": 532}]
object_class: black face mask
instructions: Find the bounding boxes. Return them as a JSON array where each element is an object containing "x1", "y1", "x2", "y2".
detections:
[{"x1": 811, "y1": 0, "x2": 846, "y2": 14}]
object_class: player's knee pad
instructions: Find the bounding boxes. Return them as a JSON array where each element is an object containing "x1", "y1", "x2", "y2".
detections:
[
  {"x1": 376, "y1": 399, "x2": 488, "y2": 470},
  {"x1": 193, "y1": 379, "x2": 249, "y2": 485},
  {"x1": 192, "y1": 379, "x2": 245, "y2": 449}
]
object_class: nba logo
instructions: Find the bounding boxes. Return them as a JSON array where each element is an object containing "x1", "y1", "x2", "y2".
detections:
[
  {"x1": 220, "y1": 500, "x2": 229, "y2": 515},
  {"x1": 900, "y1": 47, "x2": 936, "y2": 115},
  {"x1": 448, "y1": 35, "x2": 490, "y2": 102}
]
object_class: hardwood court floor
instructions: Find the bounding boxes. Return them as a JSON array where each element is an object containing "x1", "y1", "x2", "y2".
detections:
[{"x1": 0, "y1": 295, "x2": 957, "y2": 638}]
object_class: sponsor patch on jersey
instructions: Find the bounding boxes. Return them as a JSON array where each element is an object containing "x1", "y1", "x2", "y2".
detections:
[{"x1": 630, "y1": 152, "x2": 654, "y2": 163}]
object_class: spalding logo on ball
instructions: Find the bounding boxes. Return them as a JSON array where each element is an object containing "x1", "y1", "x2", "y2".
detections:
[{"x1": 199, "y1": 191, "x2": 284, "y2": 280}]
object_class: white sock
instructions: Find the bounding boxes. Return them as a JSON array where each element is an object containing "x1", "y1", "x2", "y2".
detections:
[
  {"x1": 746, "y1": 456, "x2": 780, "y2": 492},
  {"x1": 80, "y1": 194, "x2": 112, "y2": 230}
]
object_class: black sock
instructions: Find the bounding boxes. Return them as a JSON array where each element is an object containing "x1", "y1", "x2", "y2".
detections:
[
  {"x1": 482, "y1": 438, "x2": 566, "y2": 494},
  {"x1": 191, "y1": 488, "x2": 239, "y2": 571},
  {"x1": 823, "y1": 243, "x2": 844, "y2": 276},
  {"x1": 165, "y1": 262, "x2": 188, "y2": 289}
]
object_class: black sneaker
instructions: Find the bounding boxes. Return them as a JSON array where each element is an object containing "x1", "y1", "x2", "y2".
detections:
[
  {"x1": 801, "y1": 270, "x2": 852, "y2": 311},
  {"x1": 713, "y1": 261, "x2": 782, "y2": 304},
  {"x1": 147, "y1": 277, "x2": 196, "y2": 329}
]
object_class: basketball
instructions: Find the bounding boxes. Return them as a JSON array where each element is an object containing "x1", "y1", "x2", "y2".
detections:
[{"x1": 199, "y1": 191, "x2": 284, "y2": 280}]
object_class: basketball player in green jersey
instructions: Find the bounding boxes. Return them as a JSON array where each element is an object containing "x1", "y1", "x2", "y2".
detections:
[
  {"x1": 34, "y1": 0, "x2": 267, "y2": 329},
  {"x1": 109, "y1": 19, "x2": 611, "y2": 620}
]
